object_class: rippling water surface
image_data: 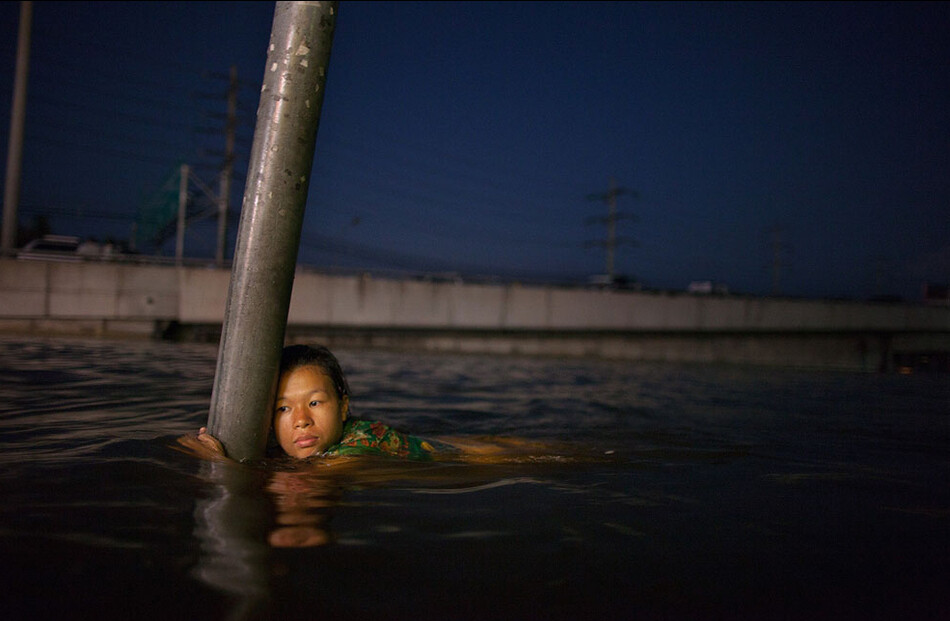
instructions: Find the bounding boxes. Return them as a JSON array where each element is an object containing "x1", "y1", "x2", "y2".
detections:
[{"x1": 0, "y1": 336, "x2": 947, "y2": 620}]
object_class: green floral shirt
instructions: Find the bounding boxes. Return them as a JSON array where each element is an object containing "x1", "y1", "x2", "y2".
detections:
[{"x1": 324, "y1": 419, "x2": 438, "y2": 460}]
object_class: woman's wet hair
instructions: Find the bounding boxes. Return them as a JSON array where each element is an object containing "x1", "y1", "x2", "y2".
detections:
[{"x1": 280, "y1": 344, "x2": 351, "y2": 400}]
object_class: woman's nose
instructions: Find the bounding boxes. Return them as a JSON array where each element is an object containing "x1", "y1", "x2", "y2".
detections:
[{"x1": 293, "y1": 410, "x2": 311, "y2": 428}]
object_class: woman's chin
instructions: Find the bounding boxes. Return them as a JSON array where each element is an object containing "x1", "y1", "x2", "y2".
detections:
[
  {"x1": 297, "y1": 446, "x2": 322, "y2": 459},
  {"x1": 282, "y1": 443, "x2": 321, "y2": 459}
]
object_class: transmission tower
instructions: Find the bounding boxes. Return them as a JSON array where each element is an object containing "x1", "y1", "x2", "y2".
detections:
[
  {"x1": 585, "y1": 176, "x2": 638, "y2": 279},
  {"x1": 133, "y1": 66, "x2": 247, "y2": 260}
]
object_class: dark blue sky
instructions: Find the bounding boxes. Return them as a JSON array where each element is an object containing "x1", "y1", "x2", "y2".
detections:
[{"x1": 1, "y1": 1, "x2": 947, "y2": 300}]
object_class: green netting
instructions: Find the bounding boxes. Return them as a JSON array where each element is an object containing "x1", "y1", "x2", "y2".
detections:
[{"x1": 135, "y1": 164, "x2": 184, "y2": 252}]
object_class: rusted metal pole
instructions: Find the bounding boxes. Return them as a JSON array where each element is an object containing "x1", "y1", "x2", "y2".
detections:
[{"x1": 207, "y1": 1, "x2": 337, "y2": 462}]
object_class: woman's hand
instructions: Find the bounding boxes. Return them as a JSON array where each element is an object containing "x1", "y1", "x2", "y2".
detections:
[{"x1": 176, "y1": 427, "x2": 227, "y2": 460}]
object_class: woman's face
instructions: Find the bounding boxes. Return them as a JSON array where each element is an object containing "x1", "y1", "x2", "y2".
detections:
[{"x1": 273, "y1": 365, "x2": 348, "y2": 459}]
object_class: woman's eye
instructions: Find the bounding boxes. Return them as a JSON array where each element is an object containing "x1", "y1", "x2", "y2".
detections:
[
  {"x1": 275, "y1": 405, "x2": 289, "y2": 414},
  {"x1": 309, "y1": 400, "x2": 320, "y2": 407}
]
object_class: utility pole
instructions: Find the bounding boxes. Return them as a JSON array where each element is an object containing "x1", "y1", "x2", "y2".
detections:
[
  {"x1": 176, "y1": 164, "x2": 189, "y2": 265},
  {"x1": 769, "y1": 225, "x2": 786, "y2": 296},
  {"x1": 2, "y1": 1, "x2": 32, "y2": 254},
  {"x1": 872, "y1": 256, "x2": 884, "y2": 299},
  {"x1": 586, "y1": 176, "x2": 637, "y2": 280},
  {"x1": 215, "y1": 65, "x2": 238, "y2": 266}
]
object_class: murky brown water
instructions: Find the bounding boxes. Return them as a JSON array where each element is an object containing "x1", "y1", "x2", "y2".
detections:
[{"x1": 1, "y1": 336, "x2": 947, "y2": 620}]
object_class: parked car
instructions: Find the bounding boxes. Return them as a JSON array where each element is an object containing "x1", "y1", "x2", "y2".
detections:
[
  {"x1": 17, "y1": 235, "x2": 82, "y2": 261},
  {"x1": 587, "y1": 274, "x2": 641, "y2": 290},
  {"x1": 687, "y1": 280, "x2": 730, "y2": 295}
]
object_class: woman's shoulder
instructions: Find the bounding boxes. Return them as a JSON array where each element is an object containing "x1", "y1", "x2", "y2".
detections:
[{"x1": 328, "y1": 419, "x2": 443, "y2": 460}]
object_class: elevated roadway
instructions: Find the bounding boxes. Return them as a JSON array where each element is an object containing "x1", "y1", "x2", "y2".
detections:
[{"x1": 1, "y1": 257, "x2": 947, "y2": 371}]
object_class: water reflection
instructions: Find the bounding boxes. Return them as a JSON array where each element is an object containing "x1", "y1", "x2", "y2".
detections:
[
  {"x1": 191, "y1": 460, "x2": 272, "y2": 621},
  {"x1": 266, "y1": 470, "x2": 342, "y2": 547},
  {"x1": 2, "y1": 337, "x2": 947, "y2": 620},
  {"x1": 190, "y1": 459, "x2": 351, "y2": 619}
]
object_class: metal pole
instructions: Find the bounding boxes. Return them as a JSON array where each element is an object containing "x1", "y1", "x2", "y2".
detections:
[
  {"x1": 207, "y1": 1, "x2": 337, "y2": 462},
  {"x1": 215, "y1": 65, "x2": 238, "y2": 266},
  {"x1": 606, "y1": 176, "x2": 617, "y2": 279},
  {"x1": 2, "y1": 1, "x2": 32, "y2": 254},
  {"x1": 176, "y1": 163, "x2": 189, "y2": 265}
]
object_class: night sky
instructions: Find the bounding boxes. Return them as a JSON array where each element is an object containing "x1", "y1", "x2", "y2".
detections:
[{"x1": 1, "y1": 1, "x2": 947, "y2": 301}]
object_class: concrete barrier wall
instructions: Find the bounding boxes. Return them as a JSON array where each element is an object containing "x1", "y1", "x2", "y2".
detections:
[
  {"x1": 2, "y1": 258, "x2": 949, "y2": 334},
  {"x1": 0, "y1": 260, "x2": 47, "y2": 316},
  {"x1": 283, "y1": 269, "x2": 949, "y2": 333},
  {"x1": 0, "y1": 259, "x2": 179, "y2": 320},
  {"x1": 177, "y1": 267, "x2": 227, "y2": 323}
]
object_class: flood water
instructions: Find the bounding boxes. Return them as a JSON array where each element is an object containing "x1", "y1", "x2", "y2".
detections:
[{"x1": 0, "y1": 335, "x2": 947, "y2": 620}]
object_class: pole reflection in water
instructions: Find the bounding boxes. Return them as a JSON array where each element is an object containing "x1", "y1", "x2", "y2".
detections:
[
  {"x1": 191, "y1": 460, "x2": 272, "y2": 621},
  {"x1": 191, "y1": 458, "x2": 349, "y2": 619}
]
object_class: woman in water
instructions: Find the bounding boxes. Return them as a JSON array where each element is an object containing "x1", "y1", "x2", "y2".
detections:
[{"x1": 183, "y1": 344, "x2": 442, "y2": 461}]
